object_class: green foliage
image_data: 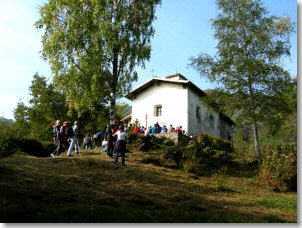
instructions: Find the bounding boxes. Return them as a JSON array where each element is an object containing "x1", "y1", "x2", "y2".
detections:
[
  {"x1": 0, "y1": 119, "x2": 22, "y2": 157},
  {"x1": 232, "y1": 129, "x2": 256, "y2": 163},
  {"x1": 196, "y1": 133, "x2": 233, "y2": 153},
  {"x1": 259, "y1": 143, "x2": 297, "y2": 192},
  {"x1": 116, "y1": 102, "x2": 131, "y2": 120},
  {"x1": 133, "y1": 118, "x2": 140, "y2": 126},
  {"x1": 13, "y1": 73, "x2": 110, "y2": 142},
  {"x1": 127, "y1": 133, "x2": 159, "y2": 151},
  {"x1": 15, "y1": 74, "x2": 69, "y2": 141},
  {"x1": 163, "y1": 133, "x2": 234, "y2": 176},
  {"x1": 181, "y1": 145, "x2": 232, "y2": 176},
  {"x1": 255, "y1": 197, "x2": 296, "y2": 210},
  {"x1": 126, "y1": 132, "x2": 139, "y2": 144},
  {"x1": 0, "y1": 119, "x2": 57, "y2": 158},
  {"x1": 36, "y1": 0, "x2": 161, "y2": 119}
]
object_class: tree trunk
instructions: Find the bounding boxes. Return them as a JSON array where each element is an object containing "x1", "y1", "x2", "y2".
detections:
[
  {"x1": 109, "y1": 92, "x2": 116, "y2": 123},
  {"x1": 109, "y1": 47, "x2": 118, "y2": 123},
  {"x1": 252, "y1": 117, "x2": 261, "y2": 161},
  {"x1": 248, "y1": 81, "x2": 261, "y2": 161}
]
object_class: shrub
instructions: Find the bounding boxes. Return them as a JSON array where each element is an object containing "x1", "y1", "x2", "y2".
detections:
[
  {"x1": 164, "y1": 146, "x2": 185, "y2": 168},
  {"x1": 0, "y1": 119, "x2": 56, "y2": 157},
  {"x1": 0, "y1": 120, "x2": 21, "y2": 157},
  {"x1": 0, "y1": 136, "x2": 20, "y2": 157},
  {"x1": 196, "y1": 133, "x2": 233, "y2": 153},
  {"x1": 258, "y1": 143, "x2": 297, "y2": 192},
  {"x1": 127, "y1": 133, "x2": 156, "y2": 151},
  {"x1": 141, "y1": 157, "x2": 162, "y2": 166},
  {"x1": 164, "y1": 143, "x2": 233, "y2": 176},
  {"x1": 127, "y1": 132, "x2": 139, "y2": 144},
  {"x1": 232, "y1": 130, "x2": 257, "y2": 162}
]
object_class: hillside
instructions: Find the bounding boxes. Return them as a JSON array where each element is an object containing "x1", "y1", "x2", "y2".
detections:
[{"x1": 0, "y1": 146, "x2": 297, "y2": 223}]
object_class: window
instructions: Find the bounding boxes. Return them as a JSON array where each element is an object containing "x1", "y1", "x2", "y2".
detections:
[
  {"x1": 154, "y1": 105, "x2": 162, "y2": 116},
  {"x1": 196, "y1": 106, "x2": 200, "y2": 119},
  {"x1": 227, "y1": 132, "x2": 232, "y2": 141},
  {"x1": 209, "y1": 115, "x2": 214, "y2": 128}
]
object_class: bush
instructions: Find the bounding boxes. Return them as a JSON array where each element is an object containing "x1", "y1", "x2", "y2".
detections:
[
  {"x1": 141, "y1": 157, "x2": 162, "y2": 166},
  {"x1": 127, "y1": 132, "x2": 139, "y2": 144},
  {"x1": 259, "y1": 143, "x2": 297, "y2": 192},
  {"x1": 0, "y1": 120, "x2": 57, "y2": 158},
  {"x1": 196, "y1": 133, "x2": 233, "y2": 153},
  {"x1": 127, "y1": 133, "x2": 165, "y2": 151},
  {"x1": 0, "y1": 120, "x2": 21, "y2": 157},
  {"x1": 0, "y1": 136, "x2": 20, "y2": 157},
  {"x1": 232, "y1": 130, "x2": 255, "y2": 162},
  {"x1": 164, "y1": 146, "x2": 185, "y2": 168},
  {"x1": 164, "y1": 143, "x2": 233, "y2": 176}
]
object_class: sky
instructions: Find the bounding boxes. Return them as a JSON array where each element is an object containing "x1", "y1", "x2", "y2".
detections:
[{"x1": 0, "y1": 0, "x2": 298, "y2": 120}]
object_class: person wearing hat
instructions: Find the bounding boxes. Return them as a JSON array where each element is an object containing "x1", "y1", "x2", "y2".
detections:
[{"x1": 67, "y1": 121, "x2": 80, "y2": 157}]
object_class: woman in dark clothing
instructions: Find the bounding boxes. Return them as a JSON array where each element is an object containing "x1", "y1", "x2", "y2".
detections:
[
  {"x1": 51, "y1": 120, "x2": 62, "y2": 158},
  {"x1": 112, "y1": 125, "x2": 127, "y2": 165},
  {"x1": 106, "y1": 120, "x2": 117, "y2": 157}
]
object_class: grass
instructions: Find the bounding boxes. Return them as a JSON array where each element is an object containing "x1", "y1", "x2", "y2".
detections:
[{"x1": 0, "y1": 146, "x2": 297, "y2": 223}]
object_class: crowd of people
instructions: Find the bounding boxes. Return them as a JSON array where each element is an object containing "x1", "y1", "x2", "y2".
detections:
[
  {"x1": 50, "y1": 119, "x2": 127, "y2": 165},
  {"x1": 125, "y1": 122, "x2": 185, "y2": 135},
  {"x1": 50, "y1": 119, "x2": 184, "y2": 165}
]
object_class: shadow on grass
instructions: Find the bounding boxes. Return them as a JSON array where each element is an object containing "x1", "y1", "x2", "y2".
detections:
[
  {"x1": 222, "y1": 160, "x2": 259, "y2": 178},
  {"x1": 0, "y1": 154, "x2": 292, "y2": 223}
]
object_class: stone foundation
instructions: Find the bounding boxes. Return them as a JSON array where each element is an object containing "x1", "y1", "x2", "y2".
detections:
[{"x1": 150, "y1": 132, "x2": 191, "y2": 145}]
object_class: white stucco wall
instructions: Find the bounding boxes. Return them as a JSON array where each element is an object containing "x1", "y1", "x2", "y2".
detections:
[
  {"x1": 187, "y1": 89, "x2": 221, "y2": 137},
  {"x1": 131, "y1": 82, "x2": 188, "y2": 132}
]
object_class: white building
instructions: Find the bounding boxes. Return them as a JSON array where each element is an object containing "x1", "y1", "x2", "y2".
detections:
[{"x1": 123, "y1": 73, "x2": 235, "y2": 140}]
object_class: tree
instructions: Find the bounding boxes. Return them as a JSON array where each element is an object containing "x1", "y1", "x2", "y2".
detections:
[
  {"x1": 190, "y1": 0, "x2": 294, "y2": 160},
  {"x1": 14, "y1": 73, "x2": 111, "y2": 140},
  {"x1": 13, "y1": 101, "x2": 31, "y2": 137},
  {"x1": 14, "y1": 74, "x2": 70, "y2": 140},
  {"x1": 116, "y1": 102, "x2": 131, "y2": 120},
  {"x1": 36, "y1": 0, "x2": 161, "y2": 122}
]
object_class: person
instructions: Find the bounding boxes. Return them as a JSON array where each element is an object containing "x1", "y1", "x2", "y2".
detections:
[
  {"x1": 51, "y1": 120, "x2": 62, "y2": 158},
  {"x1": 52, "y1": 125, "x2": 57, "y2": 143},
  {"x1": 67, "y1": 121, "x2": 80, "y2": 157},
  {"x1": 176, "y1": 126, "x2": 181, "y2": 133},
  {"x1": 102, "y1": 139, "x2": 108, "y2": 152},
  {"x1": 151, "y1": 123, "x2": 157, "y2": 133},
  {"x1": 92, "y1": 132, "x2": 99, "y2": 148},
  {"x1": 133, "y1": 125, "x2": 140, "y2": 134},
  {"x1": 104, "y1": 124, "x2": 109, "y2": 139},
  {"x1": 145, "y1": 126, "x2": 152, "y2": 135},
  {"x1": 168, "y1": 124, "x2": 173, "y2": 133},
  {"x1": 83, "y1": 134, "x2": 92, "y2": 149},
  {"x1": 113, "y1": 125, "x2": 127, "y2": 165},
  {"x1": 140, "y1": 126, "x2": 145, "y2": 134},
  {"x1": 128, "y1": 124, "x2": 133, "y2": 132},
  {"x1": 156, "y1": 122, "x2": 161, "y2": 133},
  {"x1": 60, "y1": 121, "x2": 70, "y2": 148},
  {"x1": 161, "y1": 125, "x2": 168, "y2": 133},
  {"x1": 106, "y1": 119, "x2": 118, "y2": 157},
  {"x1": 179, "y1": 126, "x2": 183, "y2": 133},
  {"x1": 97, "y1": 130, "x2": 103, "y2": 147}
]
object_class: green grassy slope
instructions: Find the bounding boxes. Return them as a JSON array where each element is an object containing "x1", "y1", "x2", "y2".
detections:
[{"x1": 0, "y1": 148, "x2": 297, "y2": 223}]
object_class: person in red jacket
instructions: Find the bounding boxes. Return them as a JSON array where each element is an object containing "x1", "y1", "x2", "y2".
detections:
[
  {"x1": 133, "y1": 125, "x2": 140, "y2": 134},
  {"x1": 156, "y1": 122, "x2": 161, "y2": 133}
]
